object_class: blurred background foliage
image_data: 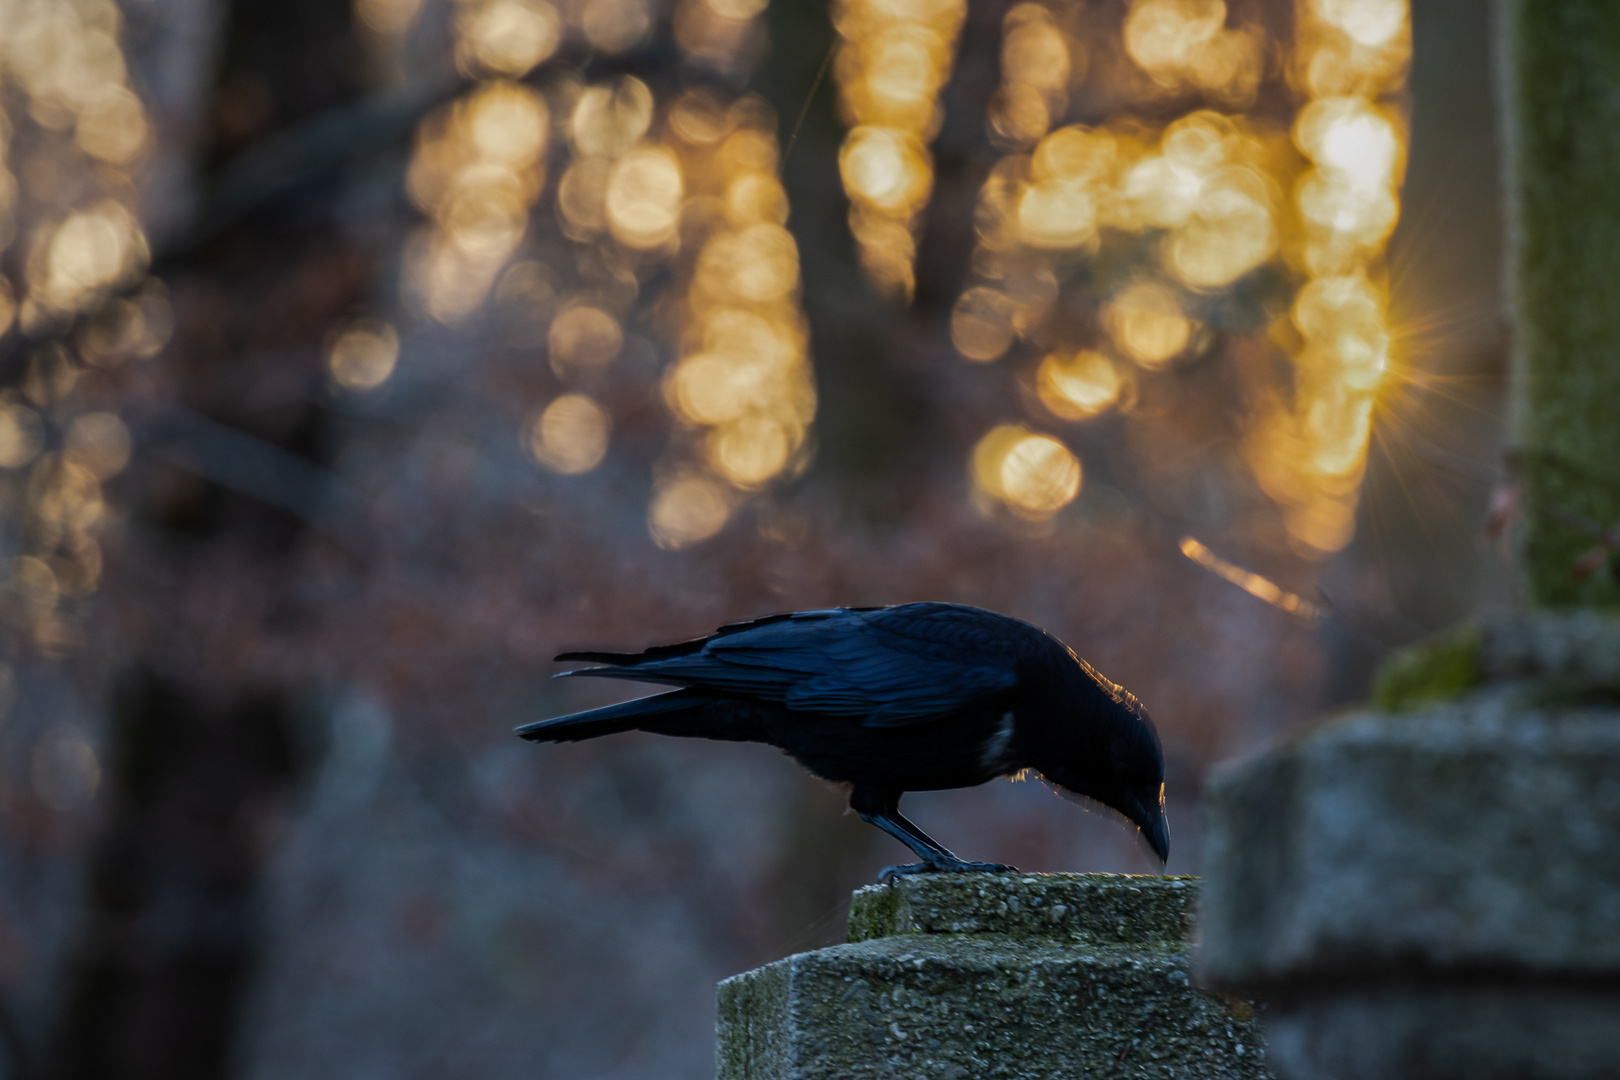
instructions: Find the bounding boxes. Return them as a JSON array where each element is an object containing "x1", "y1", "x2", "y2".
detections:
[{"x1": 0, "y1": 0, "x2": 1504, "y2": 1076}]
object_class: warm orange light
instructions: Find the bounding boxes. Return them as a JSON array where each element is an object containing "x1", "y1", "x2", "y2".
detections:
[
  {"x1": 528, "y1": 394, "x2": 611, "y2": 475},
  {"x1": 456, "y1": 0, "x2": 561, "y2": 75},
  {"x1": 832, "y1": 0, "x2": 966, "y2": 293},
  {"x1": 328, "y1": 320, "x2": 402, "y2": 390},
  {"x1": 1106, "y1": 282, "x2": 1192, "y2": 367},
  {"x1": 649, "y1": 472, "x2": 734, "y2": 548},
  {"x1": 1037, "y1": 351, "x2": 1123, "y2": 420},
  {"x1": 606, "y1": 145, "x2": 685, "y2": 248},
  {"x1": 1179, "y1": 536, "x2": 1325, "y2": 618},
  {"x1": 548, "y1": 306, "x2": 623, "y2": 375},
  {"x1": 950, "y1": 287, "x2": 1017, "y2": 361},
  {"x1": 972, "y1": 424, "x2": 1081, "y2": 518},
  {"x1": 1123, "y1": 0, "x2": 1261, "y2": 101}
]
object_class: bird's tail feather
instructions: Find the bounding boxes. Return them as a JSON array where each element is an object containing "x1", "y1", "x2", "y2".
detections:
[
  {"x1": 517, "y1": 689, "x2": 699, "y2": 742},
  {"x1": 516, "y1": 688, "x2": 762, "y2": 744},
  {"x1": 554, "y1": 650, "x2": 643, "y2": 665}
]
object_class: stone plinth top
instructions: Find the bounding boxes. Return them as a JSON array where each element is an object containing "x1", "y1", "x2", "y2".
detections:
[
  {"x1": 718, "y1": 873, "x2": 1268, "y2": 1080},
  {"x1": 847, "y1": 872, "x2": 1198, "y2": 948}
]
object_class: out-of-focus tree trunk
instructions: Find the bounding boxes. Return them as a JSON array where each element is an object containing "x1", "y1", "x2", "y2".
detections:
[
  {"x1": 42, "y1": 0, "x2": 370, "y2": 1075},
  {"x1": 759, "y1": 0, "x2": 906, "y2": 494}
]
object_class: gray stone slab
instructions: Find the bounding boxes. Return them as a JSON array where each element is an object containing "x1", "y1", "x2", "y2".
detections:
[
  {"x1": 1263, "y1": 985, "x2": 1620, "y2": 1080},
  {"x1": 717, "y1": 873, "x2": 1270, "y2": 1080},
  {"x1": 1199, "y1": 691, "x2": 1620, "y2": 987}
]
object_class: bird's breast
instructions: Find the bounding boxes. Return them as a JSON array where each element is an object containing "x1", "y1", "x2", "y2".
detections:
[{"x1": 978, "y1": 711, "x2": 1019, "y2": 775}]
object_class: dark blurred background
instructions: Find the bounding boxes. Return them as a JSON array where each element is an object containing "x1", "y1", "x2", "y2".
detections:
[{"x1": 0, "y1": 0, "x2": 1505, "y2": 1077}]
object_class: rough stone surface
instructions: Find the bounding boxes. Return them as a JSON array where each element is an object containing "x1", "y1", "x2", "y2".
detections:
[
  {"x1": 1264, "y1": 986, "x2": 1620, "y2": 1080},
  {"x1": 1201, "y1": 608, "x2": 1620, "y2": 1080},
  {"x1": 1479, "y1": 609, "x2": 1620, "y2": 686},
  {"x1": 846, "y1": 872, "x2": 1198, "y2": 948},
  {"x1": 718, "y1": 874, "x2": 1270, "y2": 1080},
  {"x1": 1499, "y1": 0, "x2": 1620, "y2": 606},
  {"x1": 1199, "y1": 691, "x2": 1620, "y2": 987}
]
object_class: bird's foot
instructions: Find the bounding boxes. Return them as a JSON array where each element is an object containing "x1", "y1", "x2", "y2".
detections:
[{"x1": 878, "y1": 859, "x2": 1019, "y2": 885}]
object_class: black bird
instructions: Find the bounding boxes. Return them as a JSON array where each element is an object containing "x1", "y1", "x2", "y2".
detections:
[{"x1": 517, "y1": 602, "x2": 1168, "y2": 878}]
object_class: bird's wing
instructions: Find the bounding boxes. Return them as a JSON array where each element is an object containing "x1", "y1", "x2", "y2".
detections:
[{"x1": 557, "y1": 604, "x2": 1031, "y2": 726}]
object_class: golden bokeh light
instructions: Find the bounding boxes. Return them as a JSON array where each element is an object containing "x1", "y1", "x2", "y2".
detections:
[
  {"x1": 972, "y1": 424, "x2": 1081, "y2": 519},
  {"x1": 529, "y1": 394, "x2": 611, "y2": 475},
  {"x1": 950, "y1": 286, "x2": 1017, "y2": 361},
  {"x1": 357, "y1": 0, "x2": 425, "y2": 34},
  {"x1": 455, "y1": 0, "x2": 561, "y2": 76},
  {"x1": 1241, "y1": 0, "x2": 1408, "y2": 555},
  {"x1": 1001, "y1": 434, "x2": 1081, "y2": 517},
  {"x1": 655, "y1": 96, "x2": 816, "y2": 527},
  {"x1": 1313, "y1": 0, "x2": 1405, "y2": 49},
  {"x1": 76, "y1": 86, "x2": 148, "y2": 165},
  {"x1": 328, "y1": 320, "x2": 402, "y2": 390},
  {"x1": 839, "y1": 126, "x2": 932, "y2": 216},
  {"x1": 606, "y1": 145, "x2": 685, "y2": 249},
  {"x1": 557, "y1": 157, "x2": 613, "y2": 237},
  {"x1": 724, "y1": 173, "x2": 789, "y2": 227},
  {"x1": 31, "y1": 457, "x2": 104, "y2": 532},
  {"x1": 832, "y1": 0, "x2": 967, "y2": 296},
  {"x1": 988, "y1": 4, "x2": 1073, "y2": 147},
  {"x1": 581, "y1": 0, "x2": 653, "y2": 53},
  {"x1": 0, "y1": 279, "x2": 15, "y2": 339},
  {"x1": 1105, "y1": 282, "x2": 1192, "y2": 367},
  {"x1": 0, "y1": 0, "x2": 154, "y2": 174},
  {"x1": 63, "y1": 412, "x2": 132, "y2": 480},
  {"x1": 0, "y1": 0, "x2": 159, "y2": 647},
  {"x1": 1018, "y1": 175, "x2": 1098, "y2": 250},
  {"x1": 706, "y1": 415, "x2": 792, "y2": 488},
  {"x1": 707, "y1": 0, "x2": 769, "y2": 20},
  {"x1": 548, "y1": 305, "x2": 623, "y2": 375},
  {"x1": 571, "y1": 78, "x2": 655, "y2": 159},
  {"x1": 1123, "y1": 0, "x2": 1261, "y2": 102},
  {"x1": 649, "y1": 472, "x2": 733, "y2": 549},
  {"x1": 1166, "y1": 169, "x2": 1277, "y2": 288},
  {"x1": 1036, "y1": 350, "x2": 1124, "y2": 420},
  {"x1": 35, "y1": 201, "x2": 150, "y2": 314},
  {"x1": 76, "y1": 282, "x2": 172, "y2": 366},
  {"x1": 0, "y1": 404, "x2": 45, "y2": 469},
  {"x1": 696, "y1": 223, "x2": 800, "y2": 303},
  {"x1": 406, "y1": 82, "x2": 550, "y2": 321}
]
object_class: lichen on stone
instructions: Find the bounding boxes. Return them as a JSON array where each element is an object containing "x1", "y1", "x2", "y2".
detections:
[{"x1": 1372, "y1": 623, "x2": 1483, "y2": 712}]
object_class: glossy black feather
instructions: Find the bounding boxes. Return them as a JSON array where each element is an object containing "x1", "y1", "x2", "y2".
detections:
[
  {"x1": 555, "y1": 604, "x2": 1025, "y2": 726},
  {"x1": 523, "y1": 602, "x2": 1170, "y2": 869}
]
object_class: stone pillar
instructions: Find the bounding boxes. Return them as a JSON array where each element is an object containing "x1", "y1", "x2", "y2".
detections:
[
  {"x1": 717, "y1": 873, "x2": 1269, "y2": 1080},
  {"x1": 1199, "y1": 613, "x2": 1620, "y2": 1080},
  {"x1": 1497, "y1": 0, "x2": 1620, "y2": 607}
]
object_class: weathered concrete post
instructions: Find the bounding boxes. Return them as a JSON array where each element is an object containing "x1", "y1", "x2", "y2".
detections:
[
  {"x1": 1197, "y1": 5, "x2": 1620, "y2": 1077},
  {"x1": 717, "y1": 873, "x2": 1270, "y2": 1080}
]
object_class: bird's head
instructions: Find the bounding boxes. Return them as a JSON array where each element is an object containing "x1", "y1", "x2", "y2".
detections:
[{"x1": 1035, "y1": 678, "x2": 1169, "y2": 864}]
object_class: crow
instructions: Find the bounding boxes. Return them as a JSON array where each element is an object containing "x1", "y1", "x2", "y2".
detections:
[{"x1": 517, "y1": 602, "x2": 1168, "y2": 879}]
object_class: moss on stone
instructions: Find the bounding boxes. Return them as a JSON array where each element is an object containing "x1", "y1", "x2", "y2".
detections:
[
  {"x1": 1372, "y1": 624, "x2": 1483, "y2": 712},
  {"x1": 1499, "y1": 0, "x2": 1620, "y2": 607},
  {"x1": 846, "y1": 872, "x2": 1198, "y2": 947}
]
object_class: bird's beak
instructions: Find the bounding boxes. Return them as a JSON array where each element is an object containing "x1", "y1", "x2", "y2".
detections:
[
  {"x1": 1140, "y1": 808, "x2": 1170, "y2": 865},
  {"x1": 1127, "y1": 785, "x2": 1169, "y2": 864}
]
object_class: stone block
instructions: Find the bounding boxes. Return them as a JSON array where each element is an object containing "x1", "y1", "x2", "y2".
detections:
[
  {"x1": 717, "y1": 873, "x2": 1269, "y2": 1080},
  {"x1": 1199, "y1": 679, "x2": 1620, "y2": 1080}
]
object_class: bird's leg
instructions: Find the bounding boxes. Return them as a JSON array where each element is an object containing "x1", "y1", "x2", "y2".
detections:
[{"x1": 849, "y1": 786, "x2": 1017, "y2": 884}]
